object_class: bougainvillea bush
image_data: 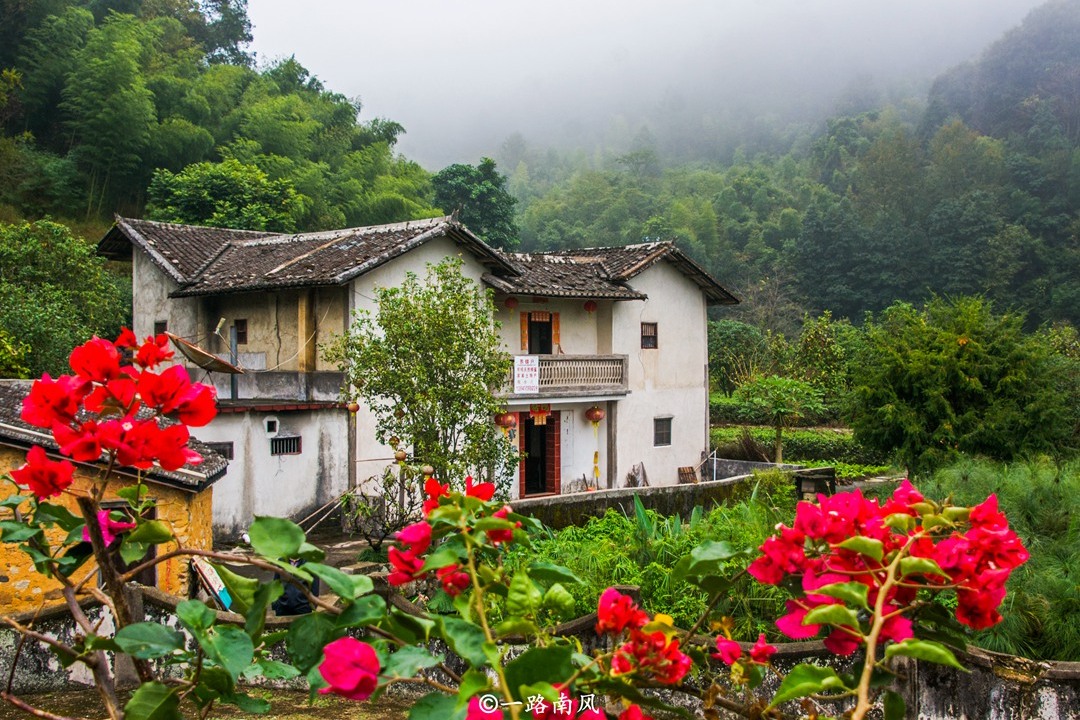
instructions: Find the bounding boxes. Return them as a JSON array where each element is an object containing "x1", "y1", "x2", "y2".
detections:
[{"x1": 0, "y1": 334, "x2": 1028, "y2": 720}]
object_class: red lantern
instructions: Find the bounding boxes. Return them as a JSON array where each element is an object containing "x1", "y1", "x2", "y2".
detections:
[
  {"x1": 585, "y1": 406, "x2": 605, "y2": 425},
  {"x1": 346, "y1": 401, "x2": 360, "y2": 414},
  {"x1": 583, "y1": 300, "x2": 597, "y2": 314},
  {"x1": 494, "y1": 412, "x2": 518, "y2": 430},
  {"x1": 504, "y1": 296, "x2": 519, "y2": 310}
]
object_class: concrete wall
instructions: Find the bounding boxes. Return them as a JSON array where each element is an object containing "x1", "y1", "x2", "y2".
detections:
[
  {"x1": 0, "y1": 445, "x2": 212, "y2": 612},
  {"x1": 611, "y1": 261, "x2": 710, "y2": 488},
  {"x1": 494, "y1": 297, "x2": 606, "y2": 354},
  {"x1": 132, "y1": 252, "x2": 199, "y2": 342},
  {"x1": 198, "y1": 409, "x2": 349, "y2": 538}
]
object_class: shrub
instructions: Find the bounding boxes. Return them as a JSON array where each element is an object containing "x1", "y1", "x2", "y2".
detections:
[{"x1": 711, "y1": 425, "x2": 888, "y2": 464}]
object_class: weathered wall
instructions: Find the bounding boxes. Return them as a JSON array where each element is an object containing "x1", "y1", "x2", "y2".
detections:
[
  {"x1": 132, "y1": 251, "x2": 199, "y2": 342},
  {"x1": 0, "y1": 445, "x2": 212, "y2": 612},
  {"x1": 197, "y1": 408, "x2": 349, "y2": 539}
]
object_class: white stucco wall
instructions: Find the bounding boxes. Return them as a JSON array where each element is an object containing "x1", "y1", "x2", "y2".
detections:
[
  {"x1": 610, "y1": 261, "x2": 710, "y2": 487},
  {"x1": 132, "y1": 252, "x2": 199, "y2": 341},
  {"x1": 198, "y1": 409, "x2": 350, "y2": 538},
  {"x1": 494, "y1": 298, "x2": 605, "y2": 355}
]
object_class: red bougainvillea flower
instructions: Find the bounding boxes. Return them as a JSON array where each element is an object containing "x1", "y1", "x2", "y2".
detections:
[
  {"x1": 748, "y1": 633, "x2": 777, "y2": 664},
  {"x1": 423, "y1": 477, "x2": 450, "y2": 515},
  {"x1": 317, "y1": 637, "x2": 380, "y2": 700},
  {"x1": 52, "y1": 420, "x2": 106, "y2": 462},
  {"x1": 395, "y1": 521, "x2": 432, "y2": 555},
  {"x1": 611, "y1": 629, "x2": 691, "y2": 685},
  {"x1": 712, "y1": 636, "x2": 741, "y2": 665},
  {"x1": 83, "y1": 510, "x2": 137, "y2": 546},
  {"x1": 465, "y1": 475, "x2": 496, "y2": 501},
  {"x1": 775, "y1": 600, "x2": 821, "y2": 640},
  {"x1": 436, "y1": 564, "x2": 471, "y2": 596},
  {"x1": 134, "y1": 334, "x2": 174, "y2": 369},
  {"x1": 387, "y1": 546, "x2": 426, "y2": 586},
  {"x1": 465, "y1": 695, "x2": 504, "y2": 720},
  {"x1": 115, "y1": 327, "x2": 138, "y2": 349},
  {"x1": 10, "y1": 446, "x2": 75, "y2": 499},
  {"x1": 596, "y1": 587, "x2": 650, "y2": 636},
  {"x1": 69, "y1": 337, "x2": 123, "y2": 384},
  {"x1": 618, "y1": 706, "x2": 654, "y2": 720},
  {"x1": 485, "y1": 505, "x2": 520, "y2": 546},
  {"x1": 21, "y1": 374, "x2": 85, "y2": 428}
]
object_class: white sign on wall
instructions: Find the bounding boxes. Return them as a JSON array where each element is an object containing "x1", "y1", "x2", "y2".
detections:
[{"x1": 513, "y1": 355, "x2": 539, "y2": 394}]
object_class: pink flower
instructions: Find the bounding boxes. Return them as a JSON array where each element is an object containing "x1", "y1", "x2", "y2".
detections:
[
  {"x1": 395, "y1": 521, "x2": 432, "y2": 555},
  {"x1": 436, "y1": 564, "x2": 471, "y2": 596},
  {"x1": 748, "y1": 633, "x2": 777, "y2": 664},
  {"x1": 485, "y1": 505, "x2": 520, "y2": 546},
  {"x1": 596, "y1": 587, "x2": 649, "y2": 636},
  {"x1": 11, "y1": 446, "x2": 75, "y2": 499},
  {"x1": 712, "y1": 636, "x2": 741, "y2": 665},
  {"x1": 775, "y1": 600, "x2": 821, "y2": 640},
  {"x1": 317, "y1": 637, "x2": 380, "y2": 700},
  {"x1": 618, "y1": 706, "x2": 654, "y2": 720},
  {"x1": 387, "y1": 546, "x2": 426, "y2": 586},
  {"x1": 83, "y1": 510, "x2": 136, "y2": 546},
  {"x1": 465, "y1": 695, "x2": 504, "y2": 719}
]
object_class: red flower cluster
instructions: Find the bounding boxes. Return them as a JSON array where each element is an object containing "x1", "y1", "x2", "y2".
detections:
[
  {"x1": 747, "y1": 481, "x2": 1028, "y2": 653},
  {"x1": 387, "y1": 520, "x2": 432, "y2": 586},
  {"x1": 611, "y1": 629, "x2": 692, "y2": 685},
  {"x1": 596, "y1": 588, "x2": 649, "y2": 636},
  {"x1": 14, "y1": 333, "x2": 217, "y2": 499},
  {"x1": 486, "y1": 505, "x2": 520, "y2": 546},
  {"x1": 712, "y1": 633, "x2": 777, "y2": 667}
]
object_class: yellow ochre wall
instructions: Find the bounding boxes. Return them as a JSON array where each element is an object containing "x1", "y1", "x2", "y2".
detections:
[{"x1": 0, "y1": 445, "x2": 213, "y2": 614}]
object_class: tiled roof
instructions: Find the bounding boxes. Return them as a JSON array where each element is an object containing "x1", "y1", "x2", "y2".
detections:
[
  {"x1": 490, "y1": 242, "x2": 739, "y2": 305},
  {"x1": 0, "y1": 381, "x2": 227, "y2": 493},
  {"x1": 101, "y1": 216, "x2": 517, "y2": 297}
]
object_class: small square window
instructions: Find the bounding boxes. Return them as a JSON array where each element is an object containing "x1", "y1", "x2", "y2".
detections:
[
  {"x1": 235, "y1": 319, "x2": 248, "y2": 345},
  {"x1": 204, "y1": 441, "x2": 234, "y2": 460},
  {"x1": 153, "y1": 321, "x2": 168, "y2": 336},
  {"x1": 653, "y1": 417, "x2": 672, "y2": 446},
  {"x1": 271, "y1": 436, "x2": 301, "y2": 455},
  {"x1": 641, "y1": 322, "x2": 658, "y2": 349}
]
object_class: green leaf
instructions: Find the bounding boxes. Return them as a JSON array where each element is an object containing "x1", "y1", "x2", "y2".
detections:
[
  {"x1": 114, "y1": 623, "x2": 185, "y2": 660},
  {"x1": 837, "y1": 536, "x2": 884, "y2": 562},
  {"x1": 0, "y1": 520, "x2": 42, "y2": 543},
  {"x1": 419, "y1": 545, "x2": 464, "y2": 573},
  {"x1": 33, "y1": 502, "x2": 83, "y2": 531},
  {"x1": 198, "y1": 625, "x2": 254, "y2": 681},
  {"x1": 247, "y1": 516, "x2": 305, "y2": 559},
  {"x1": 223, "y1": 692, "x2": 271, "y2": 714},
  {"x1": 899, "y1": 556, "x2": 948, "y2": 579},
  {"x1": 883, "y1": 690, "x2": 906, "y2": 720},
  {"x1": 526, "y1": 562, "x2": 582, "y2": 588},
  {"x1": 245, "y1": 580, "x2": 283, "y2": 639},
  {"x1": 383, "y1": 645, "x2": 443, "y2": 679},
  {"x1": 243, "y1": 658, "x2": 300, "y2": 681},
  {"x1": 305, "y1": 562, "x2": 361, "y2": 600},
  {"x1": 884, "y1": 639, "x2": 967, "y2": 671},
  {"x1": 503, "y1": 646, "x2": 573, "y2": 701},
  {"x1": 408, "y1": 692, "x2": 465, "y2": 720},
  {"x1": 385, "y1": 607, "x2": 437, "y2": 644},
  {"x1": 126, "y1": 520, "x2": 173, "y2": 545},
  {"x1": 673, "y1": 540, "x2": 745, "y2": 580},
  {"x1": 768, "y1": 664, "x2": 849, "y2": 708},
  {"x1": 119, "y1": 539, "x2": 150, "y2": 565},
  {"x1": 350, "y1": 574, "x2": 374, "y2": 597},
  {"x1": 883, "y1": 513, "x2": 916, "y2": 531},
  {"x1": 457, "y1": 669, "x2": 490, "y2": 700},
  {"x1": 336, "y1": 594, "x2": 386, "y2": 628},
  {"x1": 211, "y1": 563, "x2": 260, "y2": 615},
  {"x1": 494, "y1": 618, "x2": 539, "y2": 638},
  {"x1": 437, "y1": 617, "x2": 489, "y2": 667},
  {"x1": 473, "y1": 516, "x2": 515, "y2": 533},
  {"x1": 117, "y1": 484, "x2": 149, "y2": 505},
  {"x1": 177, "y1": 599, "x2": 216, "y2": 634},
  {"x1": 286, "y1": 612, "x2": 338, "y2": 674},
  {"x1": 507, "y1": 572, "x2": 541, "y2": 618},
  {"x1": 810, "y1": 582, "x2": 870, "y2": 610},
  {"x1": 296, "y1": 541, "x2": 327, "y2": 562},
  {"x1": 124, "y1": 682, "x2": 182, "y2": 720},
  {"x1": 803, "y1": 604, "x2": 862, "y2": 630},
  {"x1": 542, "y1": 583, "x2": 576, "y2": 619}
]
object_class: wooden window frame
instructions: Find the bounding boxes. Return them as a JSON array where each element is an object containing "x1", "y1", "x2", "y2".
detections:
[
  {"x1": 235, "y1": 319, "x2": 248, "y2": 345},
  {"x1": 653, "y1": 416, "x2": 672, "y2": 447},
  {"x1": 641, "y1": 322, "x2": 658, "y2": 349}
]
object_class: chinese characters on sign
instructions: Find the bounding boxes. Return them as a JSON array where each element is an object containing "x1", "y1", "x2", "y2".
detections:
[{"x1": 514, "y1": 355, "x2": 539, "y2": 394}]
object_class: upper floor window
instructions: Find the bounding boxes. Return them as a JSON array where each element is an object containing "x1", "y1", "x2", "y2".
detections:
[
  {"x1": 523, "y1": 311, "x2": 559, "y2": 354},
  {"x1": 235, "y1": 319, "x2": 248, "y2": 345},
  {"x1": 641, "y1": 322, "x2": 658, "y2": 349},
  {"x1": 153, "y1": 320, "x2": 168, "y2": 336}
]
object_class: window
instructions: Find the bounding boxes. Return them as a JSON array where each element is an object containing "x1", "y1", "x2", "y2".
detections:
[
  {"x1": 153, "y1": 321, "x2": 168, "y2": 336},
  {"x1": 641, "y1": 322, "x2": 658, "y2": 349},
  {"x1": 653, "y1": 417, "x2": 672, "y2": 446},
  {"x1": 271, "y1": 435, "x2": 302, "y2": 455},
  {"x1": 204, "y1": 441, "x2": 234, "y2": 460},
  {"x1": 235, "y1": 319, "x2": 248, "y2": 345}
]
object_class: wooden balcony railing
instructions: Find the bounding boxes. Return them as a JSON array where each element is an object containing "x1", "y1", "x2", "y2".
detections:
[{"x1": 500, "y1": 354, "x2": 628, "y2": 399}]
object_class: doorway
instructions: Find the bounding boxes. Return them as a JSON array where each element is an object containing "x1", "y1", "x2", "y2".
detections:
[{"x1": 520, "y1": 412, "x2": 560, "y2": 496}]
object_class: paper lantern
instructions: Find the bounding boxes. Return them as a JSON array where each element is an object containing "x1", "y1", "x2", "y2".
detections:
[
  {"x1": 584, "y1": 406, "x2": 606, "y2": 426},
  {"x1": 583, "y1": 300, "x2": 597, "y2": 314},
  {"x1": 494, "y1": 412, "x2": 518, "y2": 436},
  {"x1": 504, "y1": 296, "x2": 519, "y2": 309}
]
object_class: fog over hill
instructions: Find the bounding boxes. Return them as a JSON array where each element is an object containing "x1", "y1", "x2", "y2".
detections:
[{"x1": 248, "y1": 0, "x2": 1045, "y2": 168}]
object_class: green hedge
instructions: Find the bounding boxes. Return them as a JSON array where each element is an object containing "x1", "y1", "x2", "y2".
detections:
[
  {"x1": 710, "y1": 425, "x2": 888, "y2": 465},
  {"x1": 710, "y1": 393, "x2": 835, "y2": 426}
]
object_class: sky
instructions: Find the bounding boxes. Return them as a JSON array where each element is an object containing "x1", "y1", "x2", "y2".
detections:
[{"x1": 247, "y1": 0, "x2": 1046, "y2": 170}]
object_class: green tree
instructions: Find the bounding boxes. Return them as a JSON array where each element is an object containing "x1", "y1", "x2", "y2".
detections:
[
  {"x1": 325, "y1": 257, "x2": 515, "y2": 486},
  {"x1": 433, "y1": 157, "x2": 518, "y2": 249},
  {"x1": 849, "y1": 296, "x2": 1075, "y2": 475},
  {"x1": 0, "y1": 220, "x2": 128, "y2": 376},
  {"x1": 145, "y1": 158, "x2": 302, "y2": 231},
  {"x1": 734, "y1": 375, "x2": 824, "y2": 463}
]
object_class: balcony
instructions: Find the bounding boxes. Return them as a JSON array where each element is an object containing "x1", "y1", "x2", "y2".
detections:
[{"x1": 500, "y1": 355, "x2": 628, "y2": 400}]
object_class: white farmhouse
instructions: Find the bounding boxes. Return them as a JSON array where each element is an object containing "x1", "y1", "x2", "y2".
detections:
[{"x1": 99, "y1": 216, "x2": 737, "y2": 537}]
